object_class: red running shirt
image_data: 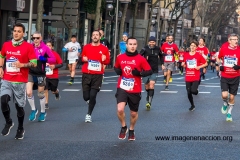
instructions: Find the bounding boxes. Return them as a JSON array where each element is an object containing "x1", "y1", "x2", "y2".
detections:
[
  {"x1": 196, "y1": 46, "x2": 209, "y2": 59},
  {"x1": 1, "y1": 41, "x2": 36, "y2": 83},
  {"x1": 81, "y1": 44, "x2": 110, "y2": 74},
  {"x1": 46, "y1": 50, "x2": 63, "y2": 79},
  {"x1": 115, "y1": 54, "x2": 151, "y2": 93},
  {"x1": 210, "y1": 51, "x2": 217, "y2": 61},
  {"x1": 161, "y1": 43, "x2": 179, "y2": 63},
  {"x1": 178, "y1": 51, "x2": 185, "y2": 62},
  {"x1": 218, "y1": 46, "x2": 240, "y2": 78},
  {"x1": 184, "y1": 52, "x2": 206, "y2": 82}
]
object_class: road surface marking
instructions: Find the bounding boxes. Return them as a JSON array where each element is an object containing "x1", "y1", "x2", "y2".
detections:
[
  {"x1": 62, "y1": 89, "x2": 80, "y2": 91},
  {"x1": 199, "y1": 92, "x2": 211, "y2": 94},
  {"x1": 100, "y1": 90, "x2": 113, "y2": 91},
  {"x1": 160, "y1": 91, "x2": 178, "y2": 93}
]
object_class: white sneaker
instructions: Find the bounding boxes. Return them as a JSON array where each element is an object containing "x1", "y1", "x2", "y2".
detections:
[{"x1": 85, "y1": 114, "x2": 92, "y2": 123}]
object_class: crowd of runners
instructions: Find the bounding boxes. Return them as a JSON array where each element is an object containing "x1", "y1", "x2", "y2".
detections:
[{"x1": 0, "y1": 23, "x2": 239, "y2": 141}]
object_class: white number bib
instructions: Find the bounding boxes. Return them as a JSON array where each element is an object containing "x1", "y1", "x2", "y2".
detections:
[
  {"x1": 120, "y1": 77, "x2": 135, "y2": 91},
  {"x1": 45, "y1": 65, "x2": 53, "y2": 75},
  {"x1": 179, "y1": 56, "x2": 183, "y2": 60},
  {"x1": 187, "y1": 60, "x2": 197, "y2": 69},
  {"x1": 165, "y1": 55, "x2": 173, "y2": 61},
  {"x1": 224, "y1": 57, "x2": 237, "y2": 67},
  {"x1": 6, "y1": 58, "x2": 20, "y2": 73},
  {"x1": 88, "y1": 60, "x2": 101, "y2": 71}
]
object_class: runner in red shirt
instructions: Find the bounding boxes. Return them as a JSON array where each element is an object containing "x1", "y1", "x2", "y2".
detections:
[
  {"x1": 178, "y1": 47, "x2": 185, "y2": 75},
  {"x1": 161, "y1": 35, "x2": 179, "y2": 90},
  {"x1": 196, "y1": 38, "x2": 209, "y2": 80},
  {"x1": 0, "y1": 23, "x2": 37, "y2": 139},
  {"x1": 217, "y1": 33, "x2": 240, "y2": 122},
  {"x1": 44, "y1": 41, "x2": 63, "y2": 109},
  {"x1": 81, "y1": 30, "x2": 110, "y2": 123},
  {"x1": 182, "y1": 41, "x2": 207, "y2": 111},
  {"x1": 114, "y1": 37, "x2": 152, "y2": 141},
  {"x1": 210, "y1": 48, "x2": 217, "y2": 72}
]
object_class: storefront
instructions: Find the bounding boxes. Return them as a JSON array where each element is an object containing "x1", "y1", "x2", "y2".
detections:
[{"x1": 0, "y1": 0, "x2": 38, "y2": 47}]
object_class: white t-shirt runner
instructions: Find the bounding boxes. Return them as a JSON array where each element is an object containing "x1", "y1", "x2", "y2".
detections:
[{"x1": 64, "y1": 42, "x2": 81, "y2": 62}]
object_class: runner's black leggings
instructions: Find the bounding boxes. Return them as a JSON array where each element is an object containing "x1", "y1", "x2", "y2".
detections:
[
  {"x1": 1, "y1": 94, "x2": 25, "y2": 129},
  {"x1": 178, "y1": 62, "x2": 183, "y2": 73},
  {"x1": 83, "y1": 89, "x2": 99, "y2": 115},
  {"x1": 186, "y1": 81, "x2": 199, "y2": 106}
]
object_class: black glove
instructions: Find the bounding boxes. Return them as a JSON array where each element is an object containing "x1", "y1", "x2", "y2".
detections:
[
  {"x1": 233, "y1": 64, "x2": 240, "y2": 70},
  {"x1": 220, "y1": 66, "x2": 224, "y2": 71},
  {"x1": 114, "y1": 67, "x2": 122, "y2": 75},
  {"x1": 132, "y1": 68, "x2": 141, "y2": 76}
]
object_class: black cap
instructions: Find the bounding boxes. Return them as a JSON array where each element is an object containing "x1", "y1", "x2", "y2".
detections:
[{"x1": 148, "y1": 36, "x2": 156, "y2": 42}]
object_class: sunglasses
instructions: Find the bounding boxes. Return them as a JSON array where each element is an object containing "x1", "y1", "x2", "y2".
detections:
[{"x1": 32, "y1": 37, "x2": 40, "y2": 40}]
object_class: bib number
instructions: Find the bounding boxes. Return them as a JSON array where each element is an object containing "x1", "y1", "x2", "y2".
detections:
[
  {"x1": 165, "y1": 55, "x2": 173, "y2": 61},
  {"x1": 88, "y1": 60, "x2": 101, "y2": 71},
  {"x1": 6, "y1": 58, "x2": 20, "y2": 73},
  {"x1": 224, "y1": 57, "x2": 237, "y2": 67},
  {"x1": 120, "y1": 77, "x2": 135, "y2": 91},
  {"x1": 187, "y1": 60, "x2": 197, "y2": 69},
  {"x1": 45, "y1": 64, "x2": 53, "y2": 75}
]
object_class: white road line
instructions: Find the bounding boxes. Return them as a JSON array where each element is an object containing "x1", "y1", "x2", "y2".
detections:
[
  {"x1": 62, "y1": 89, "x2": 80, "y2": 91},
  {"x1": 176, "y1": 85, "x2": 186, "y2": 86},
  {"x1": 102, "y1": 82, "x2": 109, "y2": 84},
  {"x1": 204, "y1": 86, "x2": 220, "y2": 87},
  {"x1": 100, "y1": 90, "x2": 113, "y2": 91},
  {"x1": 160, "y1": 91, "x2": 178, "y2": 93},
  {"x1": 199, "y1": 92, "x2": 211, "y2": 94},
  {"x1": 67, "y1": 75, "x2": 82, "y2": 77},
  {"x1": 103, "y1": 76, "x2": 119, "y2": 79},
  {"x1": 141, "y1": 91, "x2": 145, "y2": 92},
  {"x1": 105, "y1": 80, "x2": 116, "y2": 81}
]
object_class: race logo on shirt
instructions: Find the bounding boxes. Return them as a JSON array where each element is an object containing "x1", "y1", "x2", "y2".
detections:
[
  {"x1": 121, "y1": 60, "x2": 136, "y2": 65},
  {"x1": 6, "y1": 50, "x2": 21, "y2": 55},
  {"x1": 123, "y1": 66, "x2": 132, "y2": 75},
  {"x1": 71, "y1": 46, "x2": 77, "y2": 52}
]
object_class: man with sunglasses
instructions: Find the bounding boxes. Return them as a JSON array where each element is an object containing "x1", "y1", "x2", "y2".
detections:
[
  {"x1": 217, "y1": 33, "x2": 240, "y2": 122},
  {"x1": 27, "y1": 31, "x2": 56, "y2": 122}
]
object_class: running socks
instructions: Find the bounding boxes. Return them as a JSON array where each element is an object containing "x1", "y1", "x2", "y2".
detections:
[
  {"x1": 27, "y1": 95, "x2": 36, "y2": 110},
  {"x1": 228, "y1": 104, "x2": 234, "y2": 114},
  {"x1": 87, "y1": 89, "x2": 98, "y2": 115},
  {"x1": 187, "y1": 93, "x2": 194, "y2": 106},
  {"x1": 40, "y1": 96, "x2": 46, "y2": 113},
  {"x1": 148, "y1": 89, "x2": 154, "y2": 104},
  {"x1": 223, "y1": 99, "x2": 228, "y2": 106}
]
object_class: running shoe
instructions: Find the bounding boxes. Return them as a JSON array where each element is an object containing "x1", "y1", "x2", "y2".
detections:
[
  {"x1": 146, "y1": 102, "x2": 151, "y2": 110},
  {"x1": 179, "y1": 71, "x2": 181, "y2": 74},
  {"x1": 55, "y1": 90, "x2": 61, "y2": 100},
  {"x1": 226, "y1": 113, "x2": 232, "y2": 122},
  {"x1": 15, "y1": 129, "x2": 25, "y2": 140},
  {"x1": 189, "y1": 106, "x2": 195, "y2": 111},
  {"x1": 165, "y1": 86, "x2": 169, "y2": 90},
  {"x1": 68, "y1": 79, "x2": 74, "y2": 85},
  {"x1": 38, "y1": 112, "x2": 47, "y2": 122},
  {"x1": 169, "y1": 77, "x2": 172, "y2": 82},
  {"x1": 1, "y1": 122, "x2": 14, "y2": 136},
  {"x1": 85, "y1": 114, "x2": 92, "y2": 123},
  {"x1": 221, "y1": 105, "x2": 228, "y2": 114},
  {"x1": 29, "y1": 109, "x2": 38, "y2": 121},
  {"x1": 45, "y1": 103, "x2": 49, "y2": 110},
  {"x1": 118, "y1": 126, "x2": 128, "y2": 140},
  {"x1": 128, "y1": 130, "x2": 135, "y2": 141}
]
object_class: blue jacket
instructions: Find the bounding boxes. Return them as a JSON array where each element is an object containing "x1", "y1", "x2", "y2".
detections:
[{"x1": 119, "y1": 41, "x2": 126, "y2": 54}]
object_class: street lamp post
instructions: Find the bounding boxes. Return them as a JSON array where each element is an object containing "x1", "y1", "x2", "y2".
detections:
[
  {"x1": 27, "y1": 0, "x2": 33, "y2": 42},
  {"x1": 113, "y1": 0, "x2": 119, "y2": 67}
]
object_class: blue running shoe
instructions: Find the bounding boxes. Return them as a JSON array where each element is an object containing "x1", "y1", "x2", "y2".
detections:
[
  {"x1": 29, "y1": 109, "x2": 38, "y2": 121},
  {"x1": 221, "y1": 105, "x2": 228, "y2": 114},
  {"x1": 38, "y1": 112, "x2": 47, "y2": 122},
  {"x1": 226, "y1": 113, "x2": 232, "y2": 122}
]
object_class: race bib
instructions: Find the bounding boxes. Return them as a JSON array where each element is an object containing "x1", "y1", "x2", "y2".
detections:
[
  {"x1": 6, "y1": 58, "x2": 20, "y2": 73},
  {"x1": 212, "y1": 57, "x2": 216, "y2": 60},
  {"x1": 224, "y1": 57, "x2": 237, "y2": 67},
  {"x1": 45, "y1": 65, "x2": 53, "y2": 75},
  {"x1": 179, "y1": 56, "x2": 183, "y2": 60},
  {"x1": 165, "y1": 55, "x2": 173, "y2": 61},
  {"x1": 187, "y1": 60, "x2": 197, "y2": 69},
  {"x1": 88, "y1": 60, "x2": 101, "y2": 71},
  {"x1": 69, "y1": 59, "x2": 76, "y2": 64},
  {"x1": 120, "y1": 77, "x2": 135, "y2": 91}
]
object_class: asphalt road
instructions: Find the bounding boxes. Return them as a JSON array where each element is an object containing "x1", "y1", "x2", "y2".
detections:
[{"x1": 0, "y1": 68, "x2": 240, "y2": 160}]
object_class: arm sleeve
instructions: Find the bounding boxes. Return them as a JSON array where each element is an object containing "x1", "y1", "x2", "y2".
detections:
[
  {"x1": 141, "y1": 58, "x2": 152, "y2": 77},
  {"x1": 0, "y1": 43, "x2": 6, "y2": 58},
  {"x1": 218, "y1": 48, "x2": 223, "y2": 59},
  {"x1": 174, "y1": 44, "x2": 179, "y2": 53},
  {"x1": 114, "y1": 56, "x2": 120, "y2": 68},
  {"x1": 46, "y1": 47, "x2": 56, "y2": 63},
  {"x1": 139, "y1": 48, "x2": 145, "y2": 56},
  {"x1": 28, "y1": 45, "x2": 37, "y2": 64},
  {"x1": 81, "y1": 45, "x2": 87, "y2": 62},
  {"x1": 200, "y1": 55, "x2": 207, "y2": 64},
  {"x1": 159, "y1": 50, "x2": 164, "y2": 65}
]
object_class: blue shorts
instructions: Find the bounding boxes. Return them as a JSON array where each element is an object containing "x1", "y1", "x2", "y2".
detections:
[{"x1": 142, "y1": 73, "x2": 158, "y2": 84}]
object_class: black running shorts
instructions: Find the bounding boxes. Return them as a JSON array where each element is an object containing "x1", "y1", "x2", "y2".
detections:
[
  {"x1": 45, "y1": 78, "x2": 59, "y2": 92},
  {"x1": 115, "y1": 88, "x2": 141, "y2": 112},
  {"x1": 82, "y1": 73, "x2": 103, "y2": 91},
  {"x1": 221, "y1": 76, "x2": 240, "y2": 95}
]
